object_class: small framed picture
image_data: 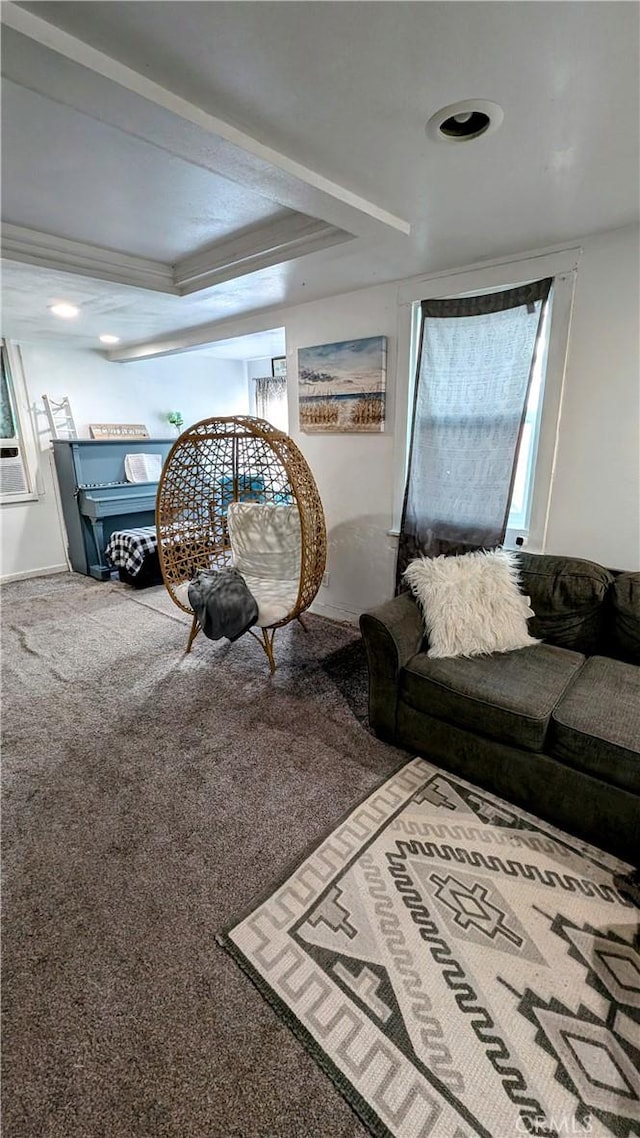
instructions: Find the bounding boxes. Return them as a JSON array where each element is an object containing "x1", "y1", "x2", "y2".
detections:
[{"x1": 271, "y1": 357, "x2": 287, "y2": 378}]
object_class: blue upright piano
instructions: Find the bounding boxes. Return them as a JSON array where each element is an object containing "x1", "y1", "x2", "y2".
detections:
[{"x1": 52, "y1": 438, "x2": 175, "y2": 580}]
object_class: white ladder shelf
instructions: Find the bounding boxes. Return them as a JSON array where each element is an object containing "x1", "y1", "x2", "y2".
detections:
[{"x1": 42, "y1": 394, "x2": 77, "y2": 440}]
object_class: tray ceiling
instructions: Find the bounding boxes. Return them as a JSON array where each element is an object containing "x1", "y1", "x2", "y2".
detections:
[
  {"x1": 1, "y1": 1, "x2": 638, "y2": 358},
  {"x1": 2, "y1": 81, "x2": 292, "y2": 263}
]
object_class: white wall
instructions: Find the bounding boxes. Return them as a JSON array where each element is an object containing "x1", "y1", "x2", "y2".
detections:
[
  {"x1": 282, "y1": 287, "x2": 399, "y2": 621},
  {"x1": 245, "y1": 356, "x2": 272, "y2": 414},
  {"x1": 544, "y1": 225, "x2": 640, "y2": 567},
  {"x1": 3, "y1": 223, "x2": 638, "y2": 597},
  {"x1": 246, "y1": 357, "x2": 273, "y2": 381},
  {"x1": 0, "y1": 346, "x2": 248, "y2": 580},
  {"x1": 26, "y1": 346, "x2": 248, "y2": 438}
]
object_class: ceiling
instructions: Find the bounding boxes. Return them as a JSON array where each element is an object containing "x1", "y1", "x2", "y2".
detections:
[
  {"x1": 1, "y1": 1, "x2": 638, "y2": 359},
  {"x1": 198, "y1": 328, "x2": 285, "y2": 363}
]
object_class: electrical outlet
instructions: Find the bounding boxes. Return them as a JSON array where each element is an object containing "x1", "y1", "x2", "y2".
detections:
[{"x1": 322, "y1": 571, "x2": 330, "y2": 587}]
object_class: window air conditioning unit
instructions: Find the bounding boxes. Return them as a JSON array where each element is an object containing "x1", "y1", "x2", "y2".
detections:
[{"x1": 0, "y1": 446, "x2": 29, "y2": 496}]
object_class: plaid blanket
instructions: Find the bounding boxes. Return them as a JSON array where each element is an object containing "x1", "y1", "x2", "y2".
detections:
[{"x1": 105, "y1": 526, "x2": 158, "y2": 577}]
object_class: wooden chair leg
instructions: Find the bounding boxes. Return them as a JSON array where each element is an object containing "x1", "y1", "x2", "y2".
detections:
[
  {"x1": 261, "y1": 628, "x2": 277, "y2": 674},
  {"x1": 247, "y1": 627, "x2": 277, "y2": 673},
  {"x1": 186, "y1": 614, "x2": 200, "y2": 654}
]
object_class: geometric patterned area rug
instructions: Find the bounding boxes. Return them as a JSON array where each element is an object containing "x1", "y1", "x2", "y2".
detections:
[{"x1": 220, "y1": 758, "x2": 640, "y2": 1138}]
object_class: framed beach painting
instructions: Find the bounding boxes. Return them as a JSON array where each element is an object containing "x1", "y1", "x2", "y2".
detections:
[{"x1": 297, "y1": 336, "x2": 387, "y2": 433}]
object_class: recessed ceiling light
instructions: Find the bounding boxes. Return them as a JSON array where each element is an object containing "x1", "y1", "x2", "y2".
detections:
[
  {"x1": 49, "y1": 302, "x2": 80, "y2": 319},
  {"x1": 99, "y1": 334, "x2": 120, "y2": 345},
  {"x1": 426, "y1": 99, "x2": 503, "y2": 143}
]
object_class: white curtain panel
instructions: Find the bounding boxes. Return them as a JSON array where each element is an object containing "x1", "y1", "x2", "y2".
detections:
[{"x1": 254, "y1": 377, "x2": 288, "y2": 432}]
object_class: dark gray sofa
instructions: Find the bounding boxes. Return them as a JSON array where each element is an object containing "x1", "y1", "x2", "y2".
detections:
[{"x1": 360, "y1": 553, "x2": 640, "y2": 861}]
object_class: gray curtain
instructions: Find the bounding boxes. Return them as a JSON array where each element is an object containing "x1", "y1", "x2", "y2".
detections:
[{"x1": 397, "y1": 278, "x2": 552, "y2": 584}]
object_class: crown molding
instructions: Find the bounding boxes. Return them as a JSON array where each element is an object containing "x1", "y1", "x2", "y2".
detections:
[
  {"x1": 1, "y1": 214, "x2": 355, "y2": 298},
  {"x1": 174, "y1": 215, "x2": 353, "y2": 295},
  {"x1": 1, "y1": 223, "x2": 176, "y2": 293}
]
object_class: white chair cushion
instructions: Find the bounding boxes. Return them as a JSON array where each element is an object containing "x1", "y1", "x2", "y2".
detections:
[
  {"x1": 226, "y1": 502, "x2": 302, "y2": 626},
  {"x1": 227, "y1": 503, "x2": 301, "y2": 582},
  {"x1": 174, "y1": 581, "x2": 192, "y2": 606},
  {"x1": 240, "y1": 575, "x2": 300, "y2": 627}
]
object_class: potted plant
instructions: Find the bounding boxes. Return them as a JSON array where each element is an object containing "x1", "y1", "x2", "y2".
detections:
[{"x1": 167, "y1": 411, "x2": 184, "y2": 434}]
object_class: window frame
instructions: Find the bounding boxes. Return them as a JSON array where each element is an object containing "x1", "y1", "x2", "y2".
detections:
[
  {"x1": 0, "y1": 340, "x2": 41, "y2": 505},
  {"x1": 504, "y1": 292, "x2": 553, "y2": 543},
  {"x1": 393, "y1": 246, "x2": 579, "y2": 553}
]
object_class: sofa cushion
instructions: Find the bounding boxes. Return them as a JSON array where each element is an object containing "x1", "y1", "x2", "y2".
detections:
[
  {"x1": 516, "y1": 553, "x2": 613, "y2": 655},
  {"x1": 403, "y1": 549, "x2": 538, "y2": 659},
  {"x1": 400, "y1": 643, "x2": 584, "y2": 752},
  {"x1": 549, "y1": 656, "x2": 640, "y2": 793},
  {"x1": 610, "y1": 572, "x2": 640, "y2": 664}
]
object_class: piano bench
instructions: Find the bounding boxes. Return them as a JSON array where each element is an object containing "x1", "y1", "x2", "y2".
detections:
[
  {"x1": 105, "y1": 526, "x2": 163, "y2": 590},
  {"x1": 117, "y1": 550, "x2": 164, "y2": 589}
]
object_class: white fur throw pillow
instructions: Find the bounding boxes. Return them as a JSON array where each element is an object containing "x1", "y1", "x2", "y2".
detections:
[{"x1": 404, "y1": 549, "x2": 539, "y2": 659}]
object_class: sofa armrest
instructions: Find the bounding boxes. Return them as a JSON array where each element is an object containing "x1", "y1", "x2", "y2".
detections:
[{"x1": 359, "y1": 592, "x2": 424, "y2": 740}]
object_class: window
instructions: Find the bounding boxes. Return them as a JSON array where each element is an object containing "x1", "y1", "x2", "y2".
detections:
[
  {"x1": 0, "y1": 341, "x2": 37, "y2": 503},
  {"x1": 395, "y1": 249, "x2": 578, "y2": 552},
  {"x1": 505, "y1": 290, "x2": 552, "y2": 544},
  {"x1": 399, "y1": 280, "x2": 552, "y2": 571}
]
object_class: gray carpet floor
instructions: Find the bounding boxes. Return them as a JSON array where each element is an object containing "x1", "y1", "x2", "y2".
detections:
[{"x1": 2, "y1": 572, "x2": 404, "y2": 1138}]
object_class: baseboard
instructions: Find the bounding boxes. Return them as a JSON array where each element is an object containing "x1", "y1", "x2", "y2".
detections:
[
  {"x1": 309, "y1": 598, "x2": 360, "y2": 625},
  {"x1": 0, "y1": 564, "x2": 69, "y2": 585}
]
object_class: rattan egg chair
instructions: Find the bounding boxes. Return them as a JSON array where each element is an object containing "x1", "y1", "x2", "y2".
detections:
[{"x1": 156, "y1": 415, "x2": 327, "y2": 672}]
